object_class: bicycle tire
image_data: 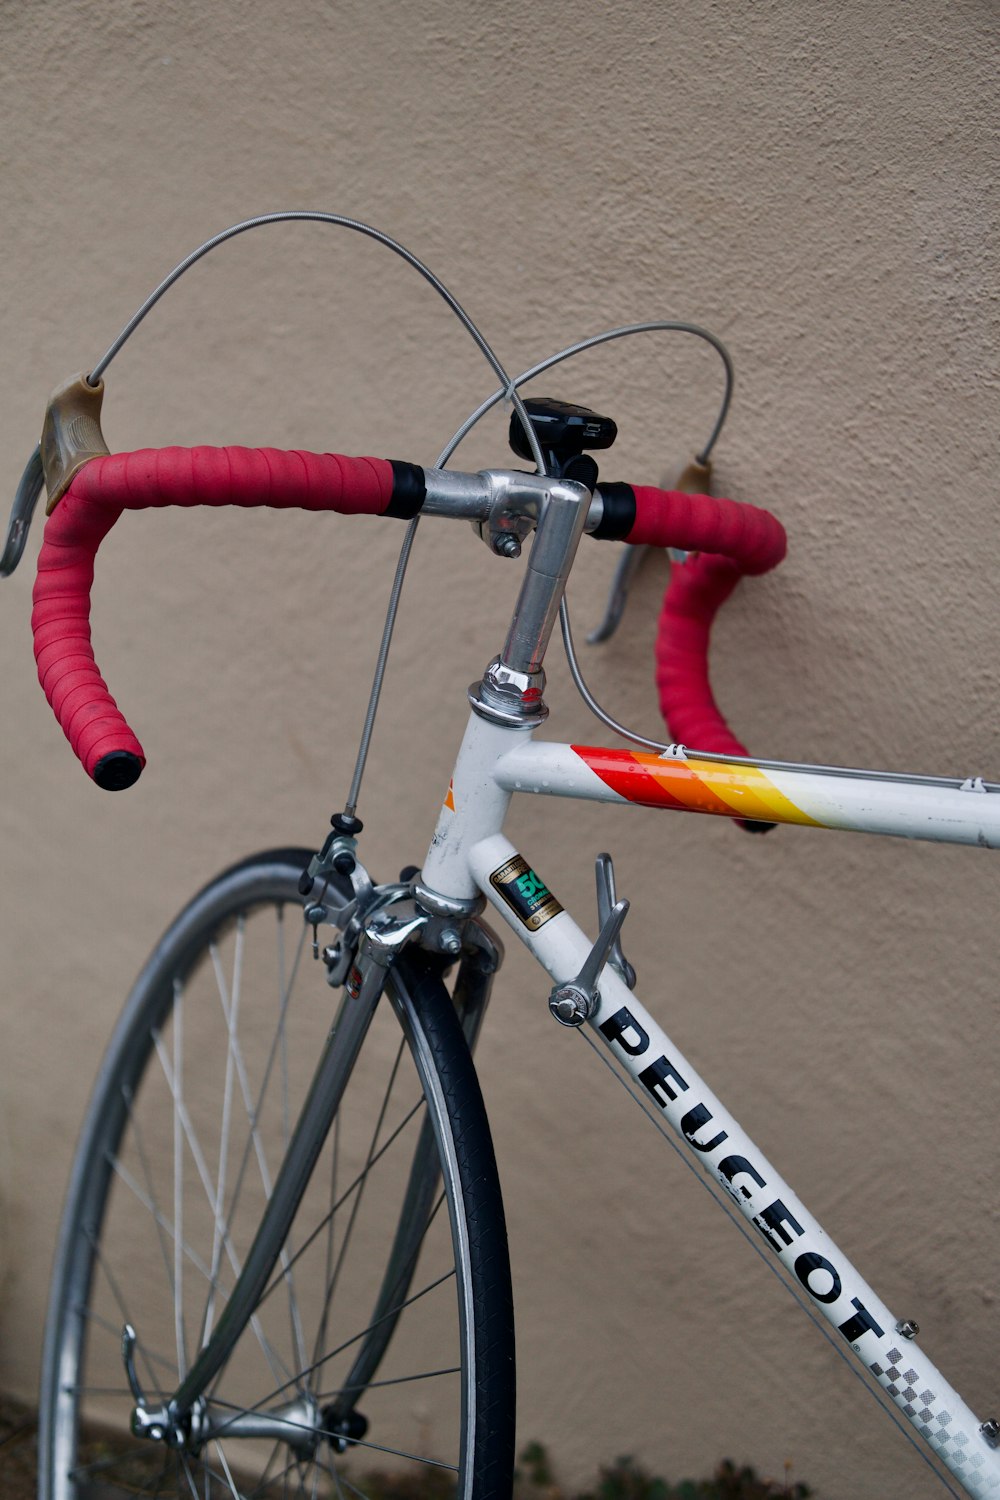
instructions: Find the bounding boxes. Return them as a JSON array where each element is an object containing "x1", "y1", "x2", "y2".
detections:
[{"x1": 38, "y1": 848, "x2": 515, "y2": 1500}]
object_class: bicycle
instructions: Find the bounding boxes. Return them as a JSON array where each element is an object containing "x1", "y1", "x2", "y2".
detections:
[{"x1": 3, "y1": 212, "x2": 998, "y2": 1500}]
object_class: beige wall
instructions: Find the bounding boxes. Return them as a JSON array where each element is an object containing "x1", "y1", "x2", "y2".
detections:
[{"x1": 1, "y1": 2, "x2": 997, "y2": 1495}]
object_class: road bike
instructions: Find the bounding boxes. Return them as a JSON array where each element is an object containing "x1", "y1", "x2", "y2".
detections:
[{"x1": 3, "y1": 214, "x2": 998, "y2": 1500}]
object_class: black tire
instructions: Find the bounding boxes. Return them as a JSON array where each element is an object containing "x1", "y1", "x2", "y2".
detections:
[{"x1": 38, "y1": 849, "x2": 514, "y2": 1499}]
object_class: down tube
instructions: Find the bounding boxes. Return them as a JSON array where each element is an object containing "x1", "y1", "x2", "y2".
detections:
[{"x1": 466, "y1": 831, "x2": 1000, "y2": 1499}]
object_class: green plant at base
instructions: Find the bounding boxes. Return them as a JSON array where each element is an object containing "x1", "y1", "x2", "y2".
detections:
[{"x1": 516, "y1": 1446, "x2": 811, "y2": 1500}]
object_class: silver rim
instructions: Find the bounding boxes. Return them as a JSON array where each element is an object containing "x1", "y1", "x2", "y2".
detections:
[{"x1": 40, "y1": 854, "x2": 481, "y2": 1499}]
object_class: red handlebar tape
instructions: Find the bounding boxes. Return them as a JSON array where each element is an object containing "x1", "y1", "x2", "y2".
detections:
[
  {"x1": 32, "y1": 447, "x2": 398, "y2": 787},
  {"x1": 625, "y1": 485, "x2": 787, "y2": 757},
  {"x1": 32, "y1": 449, "x2": 787, "y2": 788}
]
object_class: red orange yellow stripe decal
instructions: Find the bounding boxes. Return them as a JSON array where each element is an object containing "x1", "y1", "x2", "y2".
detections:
[{"x1": 571, "y1": 746, "x2": 821, "y2": 828}]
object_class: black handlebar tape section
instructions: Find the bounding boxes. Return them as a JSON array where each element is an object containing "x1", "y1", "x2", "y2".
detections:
[
  {"x1": 386, "y1": 461, "x2": 427, "y2": 518},
  {"x1": 590, "y1": 483, "x2": 636, "y2": 540}
]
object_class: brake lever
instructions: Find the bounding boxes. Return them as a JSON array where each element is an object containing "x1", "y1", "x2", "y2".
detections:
[
  {"x1": 586, "y1": 543, "x2": 649, "y2": 644},
  {"x1": 586, "y1": 455, "x2": 711, "y2": 645},
  {"x1": 1, "y1": 444, "x2": 44, "y2": 577}
]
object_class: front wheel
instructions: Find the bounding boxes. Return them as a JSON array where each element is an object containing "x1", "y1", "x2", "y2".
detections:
[{"x1": 38, "y1": 849, "x2": 515, "y2": 1499}]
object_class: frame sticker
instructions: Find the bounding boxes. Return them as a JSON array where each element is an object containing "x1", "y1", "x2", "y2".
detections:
[{"x1": 489, "y1": 854, "x2": 563, "y2": 931}]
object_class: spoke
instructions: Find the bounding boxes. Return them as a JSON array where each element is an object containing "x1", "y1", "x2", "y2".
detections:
[
  {"x1": 69, "y1": 1448, "x2": 142, "y2": 1478},
  {"x1": 214, "y1": 917, "x2": 308, "y2": 1223},
  {"x1": 249, "y1": 1440, "x2": 288, "y2": 1498},
  {"x1": 205, "y1": 922, "x2": 298, "y2": 1391},
  {"x1": 153, "y1": 1001, "x2": 232, "y2": 1290},
  {"x1": 309, "y1": 1039, "x2": 407, "y2": 1376},
  {"x1": 155, "y1": 981, "x2": 297, "y2": 1390},
  {"x1": 150, "y1": 1451, "x2": 173, "y2": 1498},
  {"x1": 126, "y1": 1081, "x2": 182, "y2": 1327},
  {"x1": 59, "y1": 1383, "x2": 137, "y2": 1396},
  {"x1": 106, "y1": 1138, "x2": 293, "y2": 1483},
  {"x1": 243, "y1": 1452, "x2": 313, "y2": 1500},
  {"x1": 207, "y1": 1399, "x2": 460, "y2": 1478},
  {"x1": 333, "y1": 1470, "x2": 369, "y2": 1500},
  {"x1": 85, "y1": 1220, "x2": 167, "y2": 1396},
  {"x1": 140, "y1": 1453, "x2": 174, "y2": 1498},
  {"x1": 200, "y1": 915, "x2": 310, "y2": 1394},
  {"x1": 202, "y1": 923, "x2": 245, "y2": 1347},
  {"x1": 318, "y1": 1113, "x2": 341, "y2": 1373},
  {"x1": 106, "y1": 1158, "x2": 221, "y2": 1285},
  {"x1": 293, "y1": 1455, "x2": 312, "y2": 1500},
  {"x1": 106, "y1": 1151, "x2": 293, "y2": 1392},
  {"x1": 315, "y1": 1188, "x2": 449, "y2": 1415},
  {"x1": 275, "y1": 905, "x2": 309, "y2": 1381},
  {"x1": 174, "y1": 979, "x2": 189, "y2": 1377},
  {"x1": 277, "y1": 908, "x2": 290, "y2": 1149},
  {"x1": 258, "y1": 1099, "x2": 425, "y2": 1309},
  {"x1": 321, "y1": 1429, "x2": 458, "y2": 1474},
  {"x1": 317, "y1": 1363, "x2": 459, "y2": 1401},
  {"x1": 73, "y1": 1294, "x2": 177, "y2": 1381},
  {"x1": 208, "y1": 1264, "x2": 457, "y2": 1426},
  {"x1": 180, "y1": 1448, "x2": 209, "y2": 1498},
  {"x1": 326, "y1": 1452, "x2": 352, "y2": 1500},
  {"x1": 69, "y1": 1446, "x2": 177, "y2": 1495},
  {"x1": 213, "y1": 1438, "x2": 244, "y2": 1499}
]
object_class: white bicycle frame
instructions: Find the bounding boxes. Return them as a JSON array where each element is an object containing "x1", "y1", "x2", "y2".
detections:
[{"x1": 420, "y1": 707, "x2": 1000, "y2": 1499}]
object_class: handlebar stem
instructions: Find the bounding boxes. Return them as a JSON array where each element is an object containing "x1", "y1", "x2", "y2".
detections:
[
  {"x1": 498, "y1": 474, "x2": 591, "y2": 677},
  {"x1": 466, "y1": 472, "x2": 592, "y2": 728}
]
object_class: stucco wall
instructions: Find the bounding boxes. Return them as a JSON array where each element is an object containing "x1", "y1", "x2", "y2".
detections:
[{"x1": 0, "y1": 2, "x2": 997, "y2": 1496}]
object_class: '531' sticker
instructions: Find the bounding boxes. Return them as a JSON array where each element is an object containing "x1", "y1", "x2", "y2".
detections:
[{"x1": 489, "y1": 854, "x2": 563, "y2": 931}]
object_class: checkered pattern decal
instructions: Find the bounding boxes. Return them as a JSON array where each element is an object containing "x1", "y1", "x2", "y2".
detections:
[{"x1": 870, "y1": 1348, "x2": 1000, "y2": 1494}]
